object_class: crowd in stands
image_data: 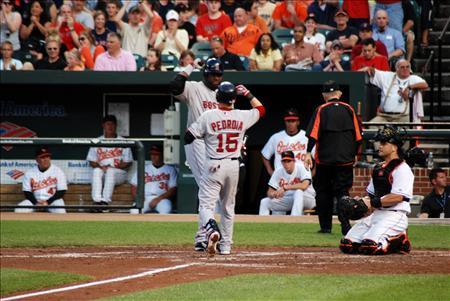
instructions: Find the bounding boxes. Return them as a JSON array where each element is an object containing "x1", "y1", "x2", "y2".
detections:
[{"x1": 0, "y1": 0, "x2": 433, "y2": 72}]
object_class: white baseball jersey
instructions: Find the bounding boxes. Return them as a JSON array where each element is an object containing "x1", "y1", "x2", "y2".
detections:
[
  {"x1": 86, "y1": 135, "x2": 134, "y2": 167},
  {"x1": 189, "y1": 108, "x2": 261, "y2": 159},
  {"x1": 268, "y1": 163, "x2": 312, "y2": 197},
  {"x1": 130, "y1": 163, "x2": 177, "y2": 199},
  {"x1": 174, "y1": 81, "x2": 218, "y2": 127},
  {"x1": 261, "y1": 129, "x2": 309, "y2": 170},
  {"x1": 366, "y1": 161, "x2": 414, "y2": 213},
  {"x1": 22, "y1": 164, "x2": 67, "y2": 201}
]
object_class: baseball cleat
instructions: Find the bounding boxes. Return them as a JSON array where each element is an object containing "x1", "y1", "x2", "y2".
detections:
[
  {"x1": 194, "y1": 241, "x2": 207, "y2": 252},
  {"x1": 217, "y1": 245, "x2": 231, "y2": 255},
  {"x1": 206, "y1": 231, "x2": 220, "y2": 255}
]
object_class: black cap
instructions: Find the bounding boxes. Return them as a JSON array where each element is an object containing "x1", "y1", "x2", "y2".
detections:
[
  {"x1": 174, "y1": 3, "x2": 189, "y2": 13},
  {"x1": 283, "y1": 108, "x2": 299, "y2": 121},
  {"x1": 35, "y1": 146, "x2": 51, "y2": 158},
  {"x1": 335, "y1": 8, "x2": 348, "y2": 17},
  {"x1": 305, "y1": 13, "x2": 317, "y2": 22},
  {"x1": 360, "y1": 22, "x2": 372, "y2": 31},
  {"x1": 281, "y1": 151, "x2": 295, "y2": 161},
  {"x1": 102, "y1": 115, "x2": 117, "y2": 124},
  {"x1": 322, "y1": 80, "x2": 340, "y2": 93},
  {"x1": 150, "y1": 145, "x2": 163, "y2": 154}
]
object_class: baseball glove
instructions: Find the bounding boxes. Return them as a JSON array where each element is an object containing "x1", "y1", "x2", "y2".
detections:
[{"x1": 339, "y1": 196, "x2": 369, "y2": 220}]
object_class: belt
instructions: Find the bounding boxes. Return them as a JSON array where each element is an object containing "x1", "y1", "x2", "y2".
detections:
[
  {"x1": 209, "y1": 157, "x2": 239, "y2": 160},
  {"x1": 381, "y1": 111, "x2": 402, "y2": 115}
]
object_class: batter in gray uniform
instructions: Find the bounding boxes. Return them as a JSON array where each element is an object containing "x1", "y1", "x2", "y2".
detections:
[{"x1": 185, "y1": 82, "x2": 265, "y2": 255}]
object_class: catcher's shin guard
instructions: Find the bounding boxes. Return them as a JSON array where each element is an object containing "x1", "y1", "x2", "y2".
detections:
[
  {"x1": 359, "y1": 239, "x2": 381, "y2": 255},
  {"x1": 205, "y1": 219, "x2": 221, "y2": 255},
  {"x1": 386, "y1": 232, "x2": 411, "y2": 255},
  {"x1": 339, "y1": 238, "x2": 361, "y2": 254}
]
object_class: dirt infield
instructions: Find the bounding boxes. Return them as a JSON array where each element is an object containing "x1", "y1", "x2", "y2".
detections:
[{"x1": 2, "y1": 246, "x2": 450, "y2": 301}]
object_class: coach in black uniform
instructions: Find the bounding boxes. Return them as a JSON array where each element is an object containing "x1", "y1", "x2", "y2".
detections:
[{"x1": 305, "y1": 81, "x2": 362, "y2": 235}]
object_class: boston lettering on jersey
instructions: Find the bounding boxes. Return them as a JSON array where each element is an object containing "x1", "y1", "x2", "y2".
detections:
[
  {"x1": 276, "y1": 141, "x2": 306, "y2": 154},
  {"x1": 202, "y1": 100, "x2": 219, "y2": 110},
  {"x1": 144, "y1": 172, "x2": 170, "y2": 183},
  {"x1": 211, "y1": 119, "x2": 244, "y2": 132},
  {"x1": 96, "y1": 148, "x2": 123, "y2": 161},
  {"x1": 31, "y1": 177, "x2": 57, "y2": 191}
]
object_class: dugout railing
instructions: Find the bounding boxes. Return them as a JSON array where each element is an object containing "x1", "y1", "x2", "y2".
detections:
[{"x1": 0, "y1": 137, "x2": 145, "y2": 212}]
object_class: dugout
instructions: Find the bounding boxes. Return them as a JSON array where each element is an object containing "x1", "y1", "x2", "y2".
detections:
[{"x1": 0, "y1": 71, "x2": 365, "y2": 213}]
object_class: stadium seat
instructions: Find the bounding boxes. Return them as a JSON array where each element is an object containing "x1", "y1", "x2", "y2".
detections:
[
  {"x1": 161, "y1": 54, "x2": 179, "y2": 70},
  {"x1": 272, "y1": 28, "x2": 294, "y2": 48},
  {"x1": 133, "y1": 54, "x2": 146, "y2": 70},
  {"x1": 191, "y1": 42, "x2": 212, "y2": 58},
  {"x1": 239, "y1": 56, "x2": 249, "y2": 71},
  {"x1": 318, "y1": 29, "x2": 330, "y2": 37}
]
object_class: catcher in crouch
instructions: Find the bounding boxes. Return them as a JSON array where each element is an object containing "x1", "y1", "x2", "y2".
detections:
[{"x1": 339, "y1": 126, "x2": 413, "y2": 255}]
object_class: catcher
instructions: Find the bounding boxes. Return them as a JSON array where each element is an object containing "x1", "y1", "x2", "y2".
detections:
[{"x1": 339, "y1": 126, "x2": 413, "y2": 255}]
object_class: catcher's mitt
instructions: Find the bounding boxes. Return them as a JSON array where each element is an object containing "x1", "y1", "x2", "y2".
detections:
[{"x1": 339, "y1": 196, "x2": 369, "y2": 220}]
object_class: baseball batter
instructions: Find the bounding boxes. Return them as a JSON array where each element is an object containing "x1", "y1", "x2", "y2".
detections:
[
  {"x1": 130, "y1": 145, "x2": 177, "y2": 214},
  {"x1": 340, "y1": 126, "x2": 413, "y2": 255},
  {"x1": 261, "y1": 108, "x2": 316, "y2": 214},
  {"x1": 16, "y1": 147, "x2": 67, "y2": 214},
  {"x1": 86, "y1": 115, "x2": 133, "y2": 206},
  {"x1": 259, "y1": 150, "x2": 315, "y2": 216},
  {"x1": 185, "y1": 82, "x2": 265, "y2": 255},
  {"x1": 170, "y1": 58, "x2": 224, "y2": 251}
]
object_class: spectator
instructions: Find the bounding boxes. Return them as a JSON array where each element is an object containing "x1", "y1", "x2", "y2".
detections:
[
  {"x1": 209, "y1": 35, "x2": 245, "y2": 70},
  {"x1": 175, "y1": 3, "x2": 197, "y2": 48},
  {"x1": 141, "y1": 47, "x2": 166, "y2": 71},
  {"x1": 305, "y1": 81, "x2": 362, "y2": 235},
  {"x1": 283, "y1": 22, "x2": 322, "y2": 71},
  {"x1": 130, "y1": 145, "x2": 177, "y2": 214},
  {"x1": 351, "y1": 22, "x2": 388, "y2": 60},
  {"x1": 420, "y1": 168, "x2": 450, "y2": 219},
  {"x1": 372, "y1": 10, "x2": 405, "y2": 68},
  {"x1": 54, "y1": 4, "x2": 84, "y2": 50},
  {"x1": 272, "y1": 0, "x2": 307, "y2": 30},
  {"x1": 1, "y1": 41, "x2": 23, "y2": 70},
  {"x1": 72, "y1": 0, "x2": 94, "y2": 29},
  {"x1": 249, "y1": 32, "x2": 282, "y2": 71},
  {"x1": 105, "y1": 0, "x2": 121, "y2": 32},
  {"x1": 373, "y1": 0, "x2": 403, "y2": 33},
  {"x1": 221, "y1": 0, "x2": 238, "y2": 21},
  {"x1": 259, "y1": 150, "x2": 315, "y2": 216},
  {"x1": 325, "y1": 9, "x2": 358, "y2": 53},
  {"x1": 245, "y1": 0, "x2": 269, "y2": 33},
  {"x1": 92, "y1": 10, "x2": 110, "y2": 49},
  {"x1": 196, "y1": 0, "x2": 232, "y2": 42},
  {"x1": 33, "y1": 36, "x2": 67, "y2": 70},
  {"x1": 158, "y1": 0, "x2": 175, "y2": 22},
  {"x1": 86, "y1": 115, "x2": 133, "y2": 208},
  {"x1": 306, "y1": 0, "x2": 338, "y2": 30},
  {"x1": 351, "y1": 38, "x2": 389, "y2": 72},
  {"x1": 220, "y1": 7, "x2": 261, "y2": 57},
  {"x1": 257, "y1": 0, "x2": 276, "y2": 29},
  {"x1": 320, "y1": 40, "x2": 350, "y2": 71},
  {"x1": 1, "y1": 0, "x2": 22, "y2": 52},
  {"x1": 402, "y1": 0, "x2": 416, "y2": 62},
  {"x1": 174, "y1": 49, "x2": 196, "y2": 72},
  {"x1": 142, "y1": 0, "x2": 164, "y2": 47},
  {"x1": 155, "y1": 10, "x2": 189, "y2": 59},
  {"x1": 342, "y1": 0, "x2": 369, "y2": 29},
  {"x1": 418, "y1": 0, "x2": 433, "y2": 47},
  {"x1": 64, "y1": 48, "x2": 85, "y2": 71},
  {"x1": 79, "y1": 30, "x2": 105, "y2": 69},
  {"x1": 365, "y1": 59, "x2": 428, "y2": 124},
  {"x1": 94, "y1": 32, "x2": 137, "y2": 71},
  {"x1": 113, "y1": 2, "x2": 153, "y2": 58},
  {"x1": 15, "y1": 147, "x2": 67, "y2": 214},
  {"x1": 303, "y1": 13, "x2": 325, "y2": 53},
  {"x1": 19, "y1": 0, "x2": 50, "y2": 49}
]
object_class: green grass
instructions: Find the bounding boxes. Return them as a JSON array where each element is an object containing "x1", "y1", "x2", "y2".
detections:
[
  {"x1": 0, "y1": 268, "x2": 91, "y2": 296},
  {"x1": 1, "y1": 221, "x2": 449, "y2": 249},
  {"x1": 104, "y1": 274, "x2": 450, "y2": 301}
]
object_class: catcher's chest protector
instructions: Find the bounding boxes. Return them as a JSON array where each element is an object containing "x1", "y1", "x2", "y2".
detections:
[{"x1": 372, "y1": 159, "x2": 403, "y2": 198}]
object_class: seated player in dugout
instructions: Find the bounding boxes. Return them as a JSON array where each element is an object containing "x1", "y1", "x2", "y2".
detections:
[
  {"x1": 339, "y1": 126, "x2": 413, "y2": 255},
  {"x1": 419, "y1": 168, "x2": 450, "y2": 219},
  {"x1": 130, "y1": 145, "x2": 177, "y2": 214},
  {"x1": 15, "y1": 147, "x2": 67, "y2": 214}
]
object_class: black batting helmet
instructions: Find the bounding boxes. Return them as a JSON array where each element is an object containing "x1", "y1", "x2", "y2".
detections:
[
  {"x1": 374, "y1": 125, "x2": 404, "y2": 148},
  {"x1": 203, "y1": 58, "x2": 224, "y2": 76},
  {"x1": 216, "y1": 81, "x2": 236, "y2": 104}
]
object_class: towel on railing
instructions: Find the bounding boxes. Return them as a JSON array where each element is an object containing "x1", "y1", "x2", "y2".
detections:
[{"x1": 413, "y1": 91, "x2": 424, "y2": 122}]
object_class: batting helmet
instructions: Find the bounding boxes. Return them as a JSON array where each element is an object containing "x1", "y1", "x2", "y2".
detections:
[
  {"x1": 216, "y1": 81, "x2": 236, "y2": 104},
  {"x1": 203, "y1": 58, "x2": 224, "y2": 76},
  {"x1": 374, "y1": 125, "x2": 404, "y2": 148}
]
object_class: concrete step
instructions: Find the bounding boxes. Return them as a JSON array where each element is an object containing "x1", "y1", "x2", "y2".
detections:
[
  {"x1": 415, "y1": 58, "x2": 450, "y2": 72},
  {"x1": 423, "y1": 87, "x2": 450, "y2": 102},
  {"x1": 419, "y1": 144, "x2": 449, "y2": 150},
  {"x1": 416, "y1": 45, "x2": 450, "y2": 59},
  {"x1": 423, "y1": 73, "x2": 450, "y2": 86},
  {"x1": 433, "y1": 18, "x2": 450, "y2": 31},
  {"x1": 423, "y1": 115, "x2": 450, "y2": 122},
  {"x1": 437, "y1": 5, "x2": 450, "y2": 16},
  {"x1": 423, "y1": 102, "x2": 450, "y2": 116},
  {"x1": 430, "y1": 31, "x2": 450, "y2": 44}
]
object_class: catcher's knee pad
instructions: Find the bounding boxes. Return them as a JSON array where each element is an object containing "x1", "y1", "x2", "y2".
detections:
[
  {"x1": 386, "y1": 233, "x2": 411, "y2": 254},
  {"x1": 339, "y1": 238, "x2": 361, "y2": 254},
  {"x1": 359, "y1": 239, "x2": 380, "y2": 255}
]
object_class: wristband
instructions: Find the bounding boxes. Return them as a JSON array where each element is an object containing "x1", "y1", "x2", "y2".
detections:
[
  {"x1": 183, "y1": 64, "x2": 195, "y2": 76},
  {"x1": 245, "y1": 92, "x2": 254, "y2": 101},
  {"x1": 370, "y1": 196, "x2": 382, "y2": 208}
]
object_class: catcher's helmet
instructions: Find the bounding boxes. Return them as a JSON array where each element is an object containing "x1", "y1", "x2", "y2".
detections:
[
  {"x1": 203, "y1": 58, "x2": 224, "y2": 76},
  {"x1": 216, "y1": 81, "x2": 236, "y2": 104},
  {"x1": 374, "y1": 125, "x2": 404, "y2": 147}
]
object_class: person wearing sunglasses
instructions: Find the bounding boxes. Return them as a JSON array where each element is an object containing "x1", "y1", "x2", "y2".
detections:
[
  {"x1": 79, "y1": 30, "x2": 105, "y2": 69},
  {"x1": 1, "y1": 0, "x2": 22, "y2": 53},
  {"x1": 33, "y1": 36, "x2": 67, "y2": 70}
]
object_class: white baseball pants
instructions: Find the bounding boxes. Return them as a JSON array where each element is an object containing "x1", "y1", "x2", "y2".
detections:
[
  {"x1": 142, "y1": 196, "x2": 172, "y2": 214},
  {"x1": 259, "y1": 188, "x2": 316, "y2": 216},
  {"x1": 15, "y1": 199, "x2": 66, "y2": 214},
  {"x1": 91, "y1": 167, "x2": 127, "y2": 203}
]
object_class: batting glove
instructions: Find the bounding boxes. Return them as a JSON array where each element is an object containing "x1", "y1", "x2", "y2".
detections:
[{"x1": 236, "y1": 84, "x2": 254, "y2": 101}]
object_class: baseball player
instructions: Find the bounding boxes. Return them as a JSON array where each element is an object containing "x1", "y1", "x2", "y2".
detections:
[
  {"x1": 340, "y1": 126, "x2": 413, "y2": 255},
  {"x1": 15, "y1": 147, "x2": 67, "y2": 214},
  {"x1": 261, "y1": 108, "x2": 316, "y2": 214},
  {"x1": 170, "y1": 57, "x2": 224, "y2": 251},
  {"x1": 86, "y1": 115, "x2": 133, "y2": 208},
  {"x1": 130, "y1": 145, "x2": 177, "y2": 214},
  {"x1": 259, "y1": 150, "x2": 315, "y2": 216},
  {"x1": 185, "y1": 82, "x2": 265, "y2": 255}
]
